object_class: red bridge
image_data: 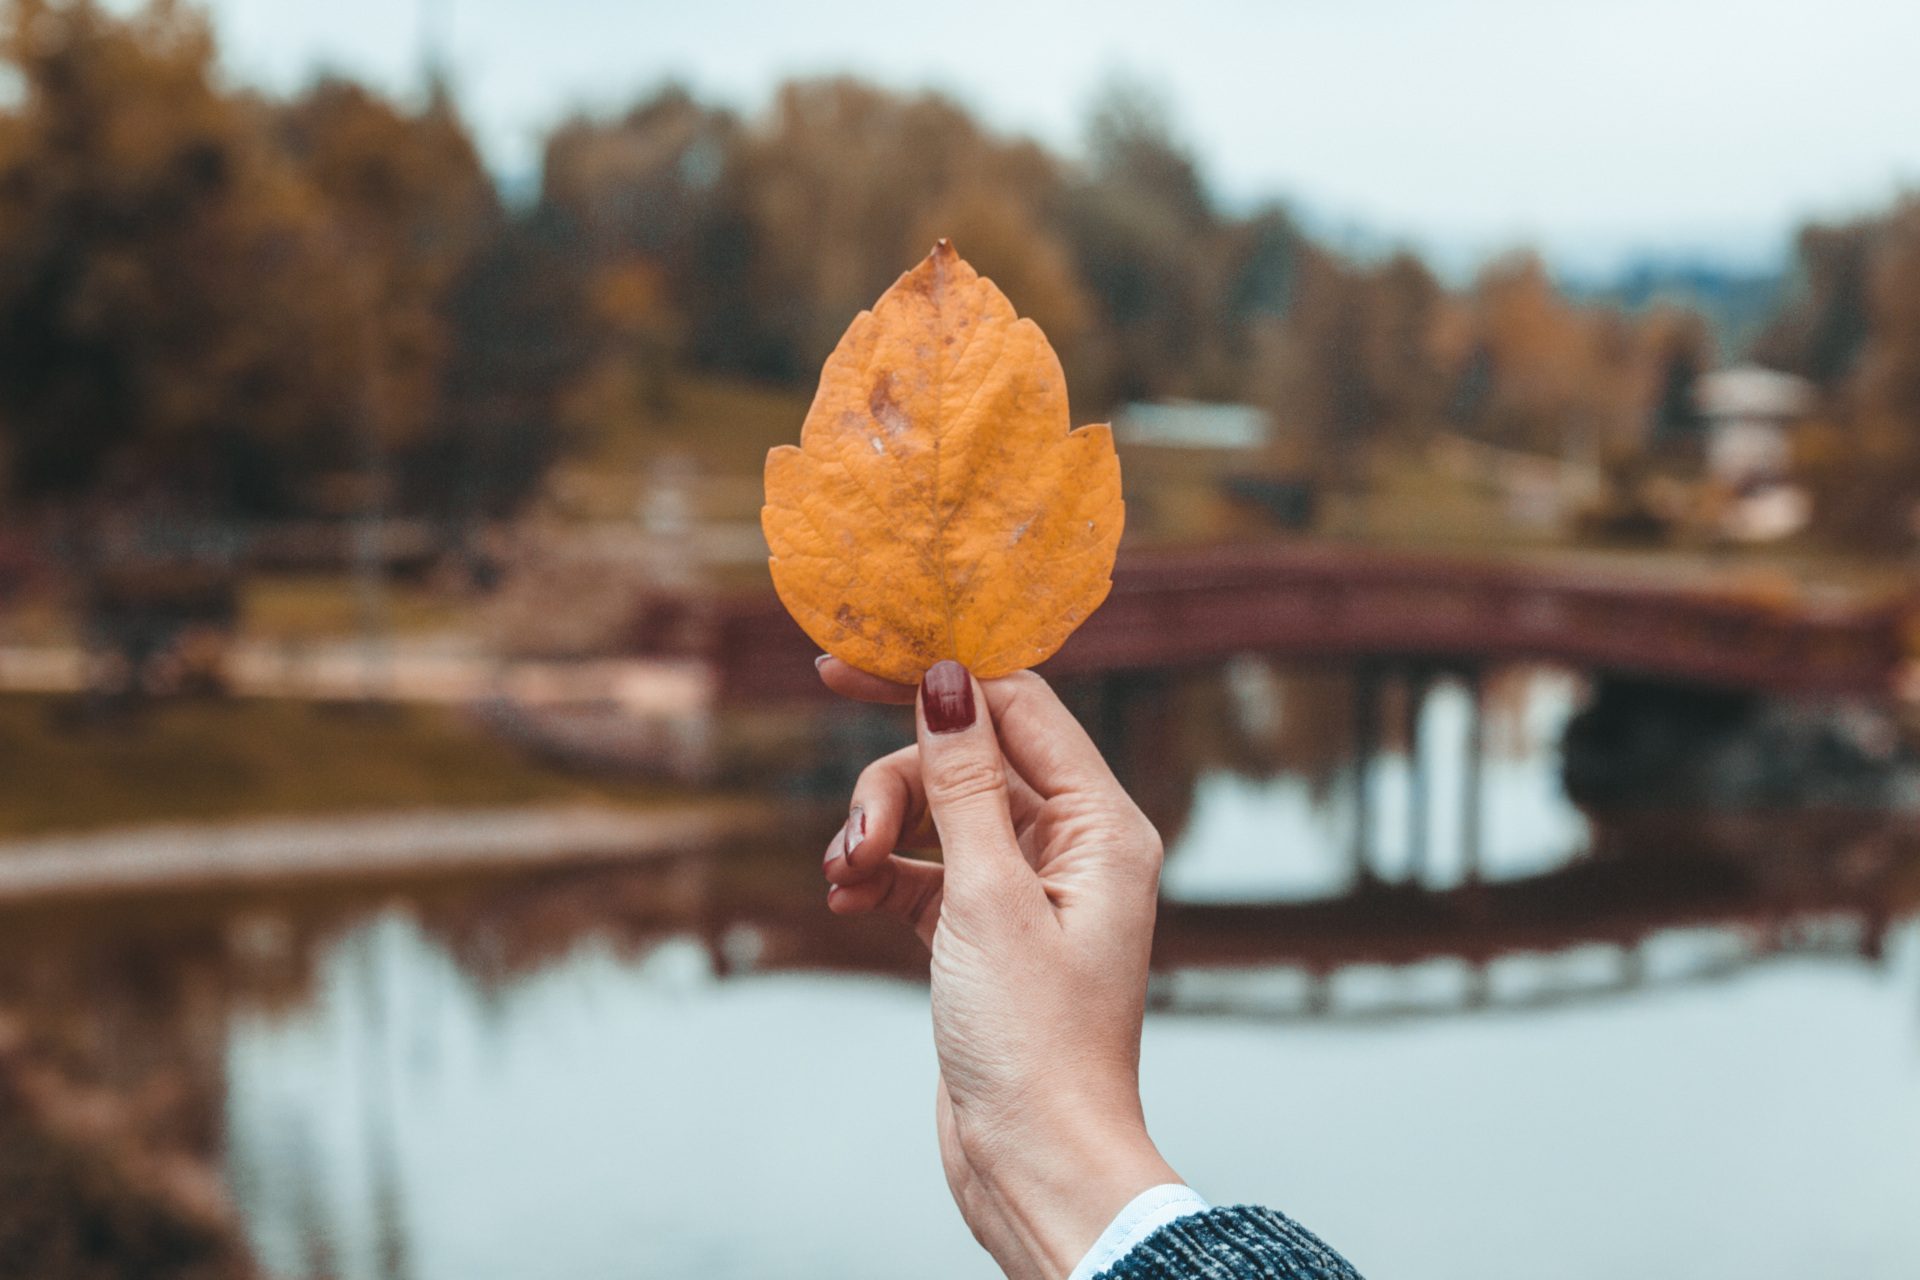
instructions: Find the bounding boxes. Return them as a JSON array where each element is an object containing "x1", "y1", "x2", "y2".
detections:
[{"x1": 673, "y1": 543, "x2": 1909, "y2": 703}]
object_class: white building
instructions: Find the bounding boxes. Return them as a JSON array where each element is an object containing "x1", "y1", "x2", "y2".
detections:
[
  {"x1": 1114, "y1": 401, "x2": 1270, "y2": 450},
  {"x1": 1694, "y1": 365, "x2": 1814, "y2": 488},
  {"x1": 1693, "y1": 365, "x2": 1816, "y2": 541}
]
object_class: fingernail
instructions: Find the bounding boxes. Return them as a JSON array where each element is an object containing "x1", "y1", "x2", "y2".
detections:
[
  {"x1": 815, "y1": 654, "x2": 831, "y2": 670},
  {"x1": 843, "y1": 805, "x2": 865, "y2": 864},
  {"x1": 922, "y1": 660, "x2": 975, "y2": 734},
  {"x1": 823, "y1": 839, "x2": 841, "y2": 871}
]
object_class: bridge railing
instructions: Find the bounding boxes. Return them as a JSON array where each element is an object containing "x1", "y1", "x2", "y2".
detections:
[{"x1": 659, "y1": 544, "x2": 1908, "y2": 704}]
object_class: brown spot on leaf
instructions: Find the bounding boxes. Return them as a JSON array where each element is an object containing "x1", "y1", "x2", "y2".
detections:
[{"x1": 868, "y1": 373, "x2": 910, "y2": 435}]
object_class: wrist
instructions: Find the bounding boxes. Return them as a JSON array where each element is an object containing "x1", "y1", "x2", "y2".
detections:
[{"x1": 956, "y1": 1097, "x2": 1180, "y2": 1280}]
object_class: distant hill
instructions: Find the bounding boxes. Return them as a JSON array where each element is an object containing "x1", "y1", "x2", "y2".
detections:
[{"x1": 1564, "y1": 261, "x2": 1783, "y2": 358}]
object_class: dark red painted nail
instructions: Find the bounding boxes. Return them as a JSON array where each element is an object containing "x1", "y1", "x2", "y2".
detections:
[{"x1": 921, "y1": 661, "x2": 975, "y2": 734}]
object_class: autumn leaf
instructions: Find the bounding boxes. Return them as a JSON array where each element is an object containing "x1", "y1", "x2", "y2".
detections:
[{"x1": 762, "y1": 240, "x2": 1124, "y2": 684}]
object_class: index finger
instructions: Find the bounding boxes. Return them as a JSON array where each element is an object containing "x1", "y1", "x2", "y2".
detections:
[
  {"x1": 816, "y1": 655, "x2": 917, "y2": 704},
  {"x1": 978, "y1": 671, "x2": 1125, "y2": 803}
]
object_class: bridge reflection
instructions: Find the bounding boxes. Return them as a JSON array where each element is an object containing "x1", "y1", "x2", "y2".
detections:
[
  {"x1": 5, "y1": 797, "x2": 1907, "y2": 1046},
  {"x1": 5, "y1": 649, "x2": 1908, "y2": 1035},
  {"x1": 0, "y1": 638, "x2": 1915, "y2": 1265},
  {"x1": 0, "y1": 771, "x2": 1909, "y2": 1263}
]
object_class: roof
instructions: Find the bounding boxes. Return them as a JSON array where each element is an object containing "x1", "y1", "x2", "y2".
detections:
[
  {"x1": 1694, "y1": 365, "x2": 1815, "y2": 420},
  {"x1": 1115, "y1": 401, "x2": 1270, "y2": 449}
]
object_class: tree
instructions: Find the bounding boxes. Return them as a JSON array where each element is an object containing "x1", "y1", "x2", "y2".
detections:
[
  {"x1": 1644, "y1": 309, "x2": 1713, "y2": 449},
  {"x1": 542, "y1": 85, "x2": 749, "y2": 373},
  {"x1": 735, "y1": 78, "x2": 1076, "y2": 379},
  {"x1": 1061, "y1": 81, "x2": 1220, "y2": 407},
  {"x1": 1742, "y1": 200, "x2": 1920, "y2": 548},
  {"x1": 1801, "y1": 202, "x2": 1920, "y2": 547},
  {"x1": 545, "y1": 77, "x2": 1093, "y2": 405},
  {"x1": 1751, "y1": 217, "x2": 1878, "y2": 392},
  {"x1": 1241, "y1": 247, "x2": 1442, "y2": 487},
  {"x1": 1429, "y1": 255, "x2": 1655, "y2": 464},
  {"x1": 0, "y1": 0, "x2": 360, "y2": 507},
  {"x1": 275, "y1": 76, "x2": 499, "y2": 470},
  {"x1": 435, "y1": 205, "x2": 593, "y2": 523}
]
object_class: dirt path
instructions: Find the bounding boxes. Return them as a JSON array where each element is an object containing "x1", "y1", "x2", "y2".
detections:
[{"x1": 0, "y1": 801, "x2": 786, "y2": 904}]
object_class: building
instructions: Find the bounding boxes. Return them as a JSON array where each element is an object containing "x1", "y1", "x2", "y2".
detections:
[
  {"x1": 1693, "y1": 365, "x2": 1816, "y2": 541},
  {"x1": 1114, "y1": 401, "x2": 1271, "y2": 450}
]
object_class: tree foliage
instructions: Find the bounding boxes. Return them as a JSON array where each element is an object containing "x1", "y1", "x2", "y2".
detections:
[
  {"x1": 1759, "y1": 201, "x2": 1920, "y2": 546},
  {"x1": 0, "y1": 4, "x2": 1821, "y2": 551},
  {"x1": 0, "y1": 0, "x2": 356, "y2": 504},
  {"x1": 0, "y1": 0, "x2": 568, "y2": 525},
  {"x1": 542, "y1": 74, "x2": 1731, "y2": 504}
]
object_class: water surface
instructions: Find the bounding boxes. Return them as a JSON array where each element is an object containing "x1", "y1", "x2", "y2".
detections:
[{"x1": 226, "y1": 912, "x2": 1920, "y2": 1280}]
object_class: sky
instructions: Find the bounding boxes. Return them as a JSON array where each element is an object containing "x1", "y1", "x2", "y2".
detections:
[{"x1": 184, "y1": 0, "x2": 1920, "y2": 279}]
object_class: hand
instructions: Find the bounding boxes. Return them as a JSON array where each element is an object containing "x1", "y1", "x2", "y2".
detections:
[{"x1": 819, "y1": 656, "x2": 1182, "y2": 1280}]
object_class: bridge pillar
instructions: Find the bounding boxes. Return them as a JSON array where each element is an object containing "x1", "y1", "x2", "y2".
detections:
[
  {"x1": 1463, "y1": 958, "x2": 1490, "y2": 1009},
  {"x1": 1351, "y1": 661, "x2": 1382, "y2": 889},
  {"x1": 1461, "y1": 665, "x2": 1484, "y2": 887},
  {"x1": 1406, "y1": 665, "x2": 1433, "y2": 885}
]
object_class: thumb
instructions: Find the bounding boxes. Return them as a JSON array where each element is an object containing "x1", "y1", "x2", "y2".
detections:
[{"x1": 917, "y1": 660, "x2": 1033, "y2": 902}]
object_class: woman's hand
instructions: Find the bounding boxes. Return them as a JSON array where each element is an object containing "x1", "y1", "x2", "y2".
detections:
[{"x1": 819, "y1": 656, "x2": 1182, "y2": 1280}]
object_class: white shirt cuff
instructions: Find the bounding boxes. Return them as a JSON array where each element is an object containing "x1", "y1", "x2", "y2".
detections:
[{"x1": 1067, "y1": 1183, "x2": 1211, "y2": 1280}]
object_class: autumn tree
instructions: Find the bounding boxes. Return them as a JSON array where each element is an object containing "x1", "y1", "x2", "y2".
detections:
[
  {"x1": 1060, "y1": 82, "x2": 1220, "y2": 406},
  {"x1": 273, "y1": 77, "x2": 499, "y2": 494},
  {"x1": 1759, "y1": 202, "x2": 1920, "y2": 547},
  {"x1": 0, "y1": 0, "x2": 360, "y2": 508},
  {"x1": 539, "y1": 72, "x2": 1756, "y2": 538},
  {"x1": 0, "y1": 1, "x2": 569, "y2": 533},
  {"x1": 733, "y1": 79, "x2": 1085, "y2": 380},
  {"x1": 1235, "y1": 246, "x2": 1442, "y2": 488},
  {"x1": 543, "y1": 85, "x2": 743, "y2": 374},
  {"x1": 545, "y1": 77, "x2": 1095, "y2": 443},
  {"x1": 1751, "y1": 217, "x2": 1879, "y2": 393},
  {"x1": 435, "y1": 205, "x2": 593, "y2": 522},
  {"x1": 1429, "y1": 255, "x2": 1663, "y2": 463}
]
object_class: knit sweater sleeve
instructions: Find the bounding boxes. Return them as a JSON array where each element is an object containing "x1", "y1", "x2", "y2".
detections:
[{"x1": 1093, "y1": 1205, "x2": 1364, "y2": 1280}]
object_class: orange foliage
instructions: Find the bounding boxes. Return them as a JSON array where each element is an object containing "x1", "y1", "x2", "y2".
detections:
[
  {"x1": 762, "y1": 241, "x2": 1124, "y2": 683},
  {"x1": 1429, "y1": 254, "x2": 1676, "y2": 463}
]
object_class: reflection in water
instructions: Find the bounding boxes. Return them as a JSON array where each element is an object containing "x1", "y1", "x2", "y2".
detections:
[
  {"x1": 221, "y1": 911, "x2": 1920, "y2": 1280},
  {"x1": 229, "y1": 919, "x2": 972, "y2": 1280},
  {"x1": 4, "y1": 656, "x2": 1920, "y2": 1278},
  {"x1": 1163, "y1": 669, "x2": 1591, "y2": 901}
]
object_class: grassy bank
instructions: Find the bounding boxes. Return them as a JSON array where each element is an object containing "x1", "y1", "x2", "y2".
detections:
[{"x1": 0, "y1": 695, "x2": 686, "y2": 839}]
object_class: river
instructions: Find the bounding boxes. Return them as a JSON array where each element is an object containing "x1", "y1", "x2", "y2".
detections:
[
  {"x1": 1, "y1": 662, "x2": 1915, "y2": 1278},
  {"x1": 212, "y1": 665, "x2": 1920, "y2": 1280}
]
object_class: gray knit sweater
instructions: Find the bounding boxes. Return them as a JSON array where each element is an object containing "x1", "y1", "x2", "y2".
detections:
[{"x1": 1096, "y1": 1206, "x2": 1363, "y2": 1280}]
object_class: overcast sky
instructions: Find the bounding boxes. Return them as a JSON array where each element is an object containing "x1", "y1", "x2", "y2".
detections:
[{"x1": 186, "y1": 0, "x2": 1920, "y2": 277}]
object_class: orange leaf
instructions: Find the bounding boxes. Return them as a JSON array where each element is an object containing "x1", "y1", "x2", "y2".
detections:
[{"x1": 761, "y1": 240, "x2": 1124, "y2": 684}]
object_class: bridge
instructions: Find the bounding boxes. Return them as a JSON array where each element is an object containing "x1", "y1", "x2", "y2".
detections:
[{"x1": 681, "y1": 542, "x2": 1909, "y2": 704}]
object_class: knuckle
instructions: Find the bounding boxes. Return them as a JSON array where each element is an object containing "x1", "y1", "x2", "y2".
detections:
[
  {"x1": 1127, "y1": 818, "x2": 1167, "y2": 877},
  {"x1": 1082, "y1": 807, "x2": 1163, "y2": 878},
  {"x1": 928, "y1": 754, "x2": 1007, "y2": 807},
  {"x1": 1131, "y1": 810, "x2": 1165, "y2": 861}
]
